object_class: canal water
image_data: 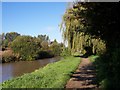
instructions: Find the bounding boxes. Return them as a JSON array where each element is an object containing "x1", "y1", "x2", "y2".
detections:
[{"x1": 0, "y1": 57, "x2": 61, "y2": 83}]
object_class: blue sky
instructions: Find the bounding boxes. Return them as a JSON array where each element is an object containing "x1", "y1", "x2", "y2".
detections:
[{"x1": 2, "y1": 2, "x2": 67, "y2": 42}]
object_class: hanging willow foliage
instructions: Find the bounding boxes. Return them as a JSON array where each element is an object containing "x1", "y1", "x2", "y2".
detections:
[{"x1": 60, "y1": 2, "x2": 106, "y2": 56}]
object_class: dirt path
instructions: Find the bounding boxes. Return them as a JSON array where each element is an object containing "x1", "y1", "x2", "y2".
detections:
[{"x1": 66, "y1": 58, "x2": 98, "y2": 89}]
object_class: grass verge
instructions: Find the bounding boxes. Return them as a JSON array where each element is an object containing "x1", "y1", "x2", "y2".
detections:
[
  {"x1": 88, "y1": 55, "x2": 99, "y2": 62},
  {"x1": 89, "y1": 55, "x2": 107, "y2": 89},
  {"x1": 2, "y1": 56, "x2": 81, "y2": 88}
]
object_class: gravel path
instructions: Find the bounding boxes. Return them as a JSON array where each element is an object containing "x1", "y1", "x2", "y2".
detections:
[{"x1": 66, "y1": 58, "x2": 98, "y2": 89}]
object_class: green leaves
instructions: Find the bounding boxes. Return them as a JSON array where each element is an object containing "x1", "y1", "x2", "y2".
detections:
[
  {"x1": 10, "y1": 36, "x2": 41, "y2": 61},
  {"x1": 60, "y1": 2, "x2": 106, "y2": 56},
  {"x1": 1, "y1": 32, "x2": 20, "y2": 48},
  {"x1": 61, "y1": 2, "x2": 119, "y2": 89},
  {"x1": 9, "y1": 35, "x2": 62, "y2": 61}
]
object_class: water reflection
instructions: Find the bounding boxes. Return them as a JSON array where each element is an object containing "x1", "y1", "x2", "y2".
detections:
[{"x1": 0, "y1": 57, "x2": 60, "y2": 83}]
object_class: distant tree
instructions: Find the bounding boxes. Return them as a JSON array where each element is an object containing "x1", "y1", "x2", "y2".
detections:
[
  {"x1": 49, "y1": 39, "x2": 62, "y2": 56},
  {"x1": 37, "y1": 35, "x2": 49, "y2": 42},
  {"x1": 2, "y1": 32, "x2": 20, "y2": 48},
  {"x1": 41, "y1": 41, "x2": 49, "y2": 50},
  {"x1": 10, "y1": 36, "x2": 41, "y2": 61},
  {"x1": 0, "y1": 34, "x2": 2, "y2": 47},
  {"x1": 5, "y1": 32, "x2": 20, "y2": 42},
  {"x1": 0, "y1": 33, "x2": 5, "y2": 48}
]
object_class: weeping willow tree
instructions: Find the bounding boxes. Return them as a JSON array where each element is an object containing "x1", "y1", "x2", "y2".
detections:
[
  {"x1": 60, "y1": 2, "x2": 106, "y2": 56},
  {"x1": 61, "y1": 2, "x2": 120, "y2": 89}
]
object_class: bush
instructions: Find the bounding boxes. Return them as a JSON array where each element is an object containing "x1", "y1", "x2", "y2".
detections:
[
  {"x1": 49, "y1": 40, "x2": 62, "y2": 56},
  {"x1": 1, "y1": 50, "x2": 17, "y2": 63},
  {"x1": 37, "y1": 50, "x2": 53, "y2": 59},
  {"x1": 10, "y1": 36, "x2": 41, "y2": 61},
  {"x1": 60, "y1": 47, "x2": 71, "y2": 56},
  {"x1": 2, "y1": 55, "x2": 16, "y2": 63},
  {"x1": 91, "y1": 48, "x2": 120, "y2": 89}
]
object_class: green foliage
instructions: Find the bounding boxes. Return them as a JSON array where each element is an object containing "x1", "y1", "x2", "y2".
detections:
[
  {"x1": 10, "y1": 36, "x2": 41, "y2": 61},
  {"x1": 2, "y1": 32, "x2": 20, "y2": 48},
  {"x1": 2, "y1": 39, "x2": 9, "y2": 48},
  {"x1": 37, "y1": 35, "x2": 49, "y2": 42},
  {"x1": 89, "y1": 48, "x2": 120, "y2": 89},
  {"x1": 41, "y1": 41, "x2": 49, "y2": 50},
  {"x1": 1, "y1": 50, "x2": 17, "y2": 63},
  {"x1": 0, "y1": 34, "x2": 2, "y2": 47},
  {"x1": 2, "y1": 55, "x2": 16, "y2": 63},
  {"x1": 88, "y1": 55, "x2": 99, "y2": 62},
  {"x1": 37, "y1": 50, "x2": 53, "y2": 59},
  {"x1": 60, "y1": 5, "x2": 106, "y2": 56},
  {"x1": 89, "y1": 44, "x2": 120, "y2": 88},
  {"x1": 61, "y1": 2, "x2": 119, "y2": 89},
  {"x1": 5, "y1": 32, "x2": 20, "y2": 42},
  {"x1": 1, "y1": 33, "x2": 63, "y2": 62},
  {"x1": 60, "y1": 47, "x2": 71, "y2": 56},
  {"x1": 49, "y1": 39, "x2": 62, "y2": 56},
  {"x1": 2, "y1": 57, "x2": 81, "y2": 88},
  {"x1": 92, "y1": 39, "x2": 106, "y2": 55},
  {"x1": 72, "y1": 52, "x2": 81, "y2": 57}
]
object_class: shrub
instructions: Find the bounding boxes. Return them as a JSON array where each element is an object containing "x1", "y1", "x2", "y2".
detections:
[
  {"x1": 91, "y1": 48, "x2": 120, "y2": 89},
  {"x1": 37, "y1": 50, "x2": 53, "y2": 59},
  {"x1": 60, "y1": 47, "x2": 71, "y2": 56},
  {"x1": 2, "y1": 50, "x2": 16, "y2": 63},
  {"x1": 49, "y1": 40, "x2": 62, "y2": 56},
  {"x1": 10, "y1": 36, "x2": 41, "y2": 61}
]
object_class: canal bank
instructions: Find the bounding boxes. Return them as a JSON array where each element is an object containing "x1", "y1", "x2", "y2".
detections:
[
  {"x1": 1, "y1": 56, "x2": 80, "y2": 88},
  {"x1": 0, "y1": 57, "x2": 61, "y2": 82}
]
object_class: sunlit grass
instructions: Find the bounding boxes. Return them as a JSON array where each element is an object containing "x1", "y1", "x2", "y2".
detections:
[
  {"x1": 89, "y1": 55, "x2": 99, "y2": 62},
  {"x1": 2, "y1": 56, "x2": 81, "y2": 88}
]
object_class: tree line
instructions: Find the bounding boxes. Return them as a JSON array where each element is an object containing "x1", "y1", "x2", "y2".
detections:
[
  {"x1": 0, "y1": 32, "x2": 64, "y2": 63},
  {"x1": 61, "y1": 2, "x2": 119, "y2": 89}
]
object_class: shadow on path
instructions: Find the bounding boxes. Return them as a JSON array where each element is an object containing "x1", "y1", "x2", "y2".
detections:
[{"x1": 66, "y1": 58, "x2": 98, "y2": 89}]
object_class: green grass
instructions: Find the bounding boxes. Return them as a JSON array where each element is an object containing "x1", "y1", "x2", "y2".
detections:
[
  {"x1": 89, "y1": 55, "x2": 99, "y2": 62},
  {"x1": 2, "y1": 56, "x2": 81, "y2": 88}
]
